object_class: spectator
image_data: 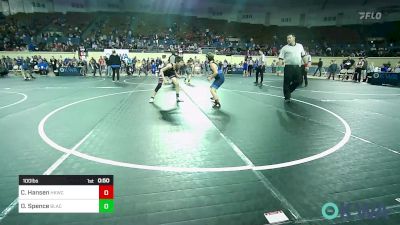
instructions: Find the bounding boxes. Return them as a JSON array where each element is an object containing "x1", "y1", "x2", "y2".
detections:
[
  {"x1": 98, "y1": 56, "x2": 106, "y2": 76},
  {"x1": 89, "y1": 57, "x2": 99, "y2": 77},
  {"x1": 247, "y1": 57, "x2": 254, "y2": 77},
  {"x1": 271, "y1": 60, "x2": 276, "y2": 74},
  {"x1": 0, "y1": 58, "x2": 9, "y2": 77},
  {"x1": 327, "y1": 60, "x2": 339, "y2": 80},
  {"x1": 109, "y1": 50, "x2": 121, "y2": 81},
  {"x1": 394, "y1": 61, "x2": 400, "y2": 73},
  {"x1": 313, "y1": 58, "x2": 323, "y2": 76},
  {"x1": 38, "y1": 59, "x2": 49, "y2": 75},
  {"x1": 354, "y1": 57, "x2": 364, "y2": 82},
  {"x1": 361, "y1": 56, "x2": 368, "y2": 82},
  {"x1": 381, "y1": 62, "x2": 392, "y2": 72},
  {"x1": 50, "y1": 56, "x2": 58, "y2": 74},
  {"x1": 343, "y1": 56, "x2": 355, "y2": 70},
  {"x1": 21, "y1": 58, "x2": 35, "y2": 80},
  {"x1": 242, "y1": 59, "x2": 248, "y2": 77},
  {"x1": 255, "y1": 50, "x2": 266, "y2": 85},
  {"x1": 78, "y1": 59, "x2": 88, "y2": 76}
]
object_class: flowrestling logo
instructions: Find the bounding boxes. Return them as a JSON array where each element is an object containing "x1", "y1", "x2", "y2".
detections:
[
  {"x1": 322, "y1": 202, "x2": 389, "y2": 221},
  {"x1": 359, "y1": 12, "x2": 382, "y2": 20}
]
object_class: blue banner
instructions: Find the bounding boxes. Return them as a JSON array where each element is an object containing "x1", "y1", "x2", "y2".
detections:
[
  {"x1": 59, "y1": 67, "x2": 81, "y2": 76},
  {"x1": 367, "y1": 72, "x2": 400, "y2": 85}
]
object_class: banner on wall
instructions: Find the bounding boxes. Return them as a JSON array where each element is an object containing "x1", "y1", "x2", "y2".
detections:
[{"x1": 367, "y1": 72, "x2": 400, "y2": 85}]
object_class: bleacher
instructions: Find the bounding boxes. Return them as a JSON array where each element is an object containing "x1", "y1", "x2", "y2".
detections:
[{"x1": 1, "y1": 12, "x2": 399, "y2": 57}]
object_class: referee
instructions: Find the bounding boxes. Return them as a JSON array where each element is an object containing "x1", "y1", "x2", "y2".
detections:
[{"x1": 278, "y1": 34, "x2": 309, "y2": 102}]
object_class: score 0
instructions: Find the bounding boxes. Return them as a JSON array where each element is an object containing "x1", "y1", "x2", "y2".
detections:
[{"x1": 99, "y1": 184, "x2": 114, "y2": 213}]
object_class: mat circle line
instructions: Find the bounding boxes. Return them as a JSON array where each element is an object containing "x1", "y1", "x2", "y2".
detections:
[
  {"x1": 0, "y1": 91, "x2": 28, "y2": 109},
  {"x1": 38, "y1": 89, "x2": 351, "y2": 172},
  {"x1": 260, "y1": 83, "x2": 400, "y2": 96}
]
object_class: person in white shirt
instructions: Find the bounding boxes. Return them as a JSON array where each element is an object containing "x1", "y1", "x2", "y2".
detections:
[
  {"x1": 278, "y1": 34, "x2": 310, "y2": 102},
  {"x1": 254, "y1": 50, "x2": 266, "y2": 85},
  {"x1": 248, "y1": 57, "x2": 254, "y2": 77},
  {"x1": 301, "y1": 52, "x2": 311, "y2": 87}
]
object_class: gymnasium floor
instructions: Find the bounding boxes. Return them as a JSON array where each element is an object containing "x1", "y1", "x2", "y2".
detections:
[{"x1": 0, "y1": 73, "x2": 399, "y2": 225}]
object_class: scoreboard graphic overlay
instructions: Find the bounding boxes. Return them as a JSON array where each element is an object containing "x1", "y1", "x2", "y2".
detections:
[{"x1": 19, "y1": 175, "x2": 114, "y2": 213}]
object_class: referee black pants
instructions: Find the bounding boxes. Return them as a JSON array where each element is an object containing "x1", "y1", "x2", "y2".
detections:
[
  {"x1": 283, "y1": 65, "x2": 302, "y2": 100},
  {"x1": 255, "y1": 65, "x2": 265, "y2": 83}
]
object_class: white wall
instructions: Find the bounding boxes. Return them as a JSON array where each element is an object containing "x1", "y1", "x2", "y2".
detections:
[
  {"x1": 53, "y1": 0, "x2": 88, "y2": 13},
  {"x1": 4, "y1": 0, "x2": 52, "y2": 14},
  {"x1": 89, "y1": 0, "x2": 122, "y2": 12},
  {"x1": 0, "y1": 1, "x2": 10, "y2": 15},
  {"x1": 269, "y1": 8, "x2": 302, "y2": 26},
  {"x1": 8, "y1": 0, "x2": 24, "y2": 14},
  {"x1": 0, "y1": 2, "x2": 4, "y2": 15}
]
